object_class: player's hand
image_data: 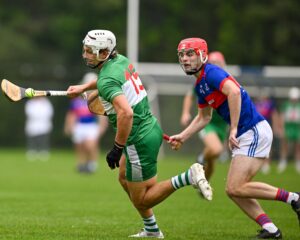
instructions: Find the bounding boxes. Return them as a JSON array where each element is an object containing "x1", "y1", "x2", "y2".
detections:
[
  {"x1": 106, "y1": 142, "x2": 124, "y2": 169},
  {"x1": 67, "y1": 85, "x2": 86, "y2": 98},
  {"x1": 228, "y1": 128, "x2": 239, "y2": 150},
  {"x1": 169, "y1": 134, "x2": 183, "y2": 150}
]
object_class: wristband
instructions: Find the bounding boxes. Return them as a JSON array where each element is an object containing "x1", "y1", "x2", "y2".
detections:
[{"x1": 114, "y1": 141, "x2": 125, "y2": 149}]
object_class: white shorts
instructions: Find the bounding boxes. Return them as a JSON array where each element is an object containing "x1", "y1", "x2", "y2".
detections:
[
  {"x1": 232, "y1": 120, "x2": 273, "y2": 158},
  {"x1": 72, "y1": 122, "x2": 99, "y2": 144}
]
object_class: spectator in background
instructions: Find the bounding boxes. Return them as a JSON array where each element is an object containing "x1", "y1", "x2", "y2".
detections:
[
  {"x1": 180, "y1": 51, "x2": 228, "y2": 180},
  {"x1": 64, "y1": 72, "x2": 108, "y2": 173},
  {"x1": 254, "y1": 87, "x2": 281, "y2": 174},
  {"x1": 277, "y1": 87, "x2": 300, "y2": 174},
  {"x1": 25, "y1": 97, "x2": 54, "y2": 161}
]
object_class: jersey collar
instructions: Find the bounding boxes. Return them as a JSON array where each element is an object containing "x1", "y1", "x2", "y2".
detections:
[{"x1": 195, "y1": 64, "x2": 206, "y2": 86}]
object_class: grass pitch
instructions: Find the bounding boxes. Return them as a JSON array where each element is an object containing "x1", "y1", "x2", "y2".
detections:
[{"x1": 0, "y1": 149, "x2": 299, "y2": 240}]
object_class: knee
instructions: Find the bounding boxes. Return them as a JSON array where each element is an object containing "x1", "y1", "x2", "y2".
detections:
[
  {"x1": 225, "y1": 185, "x2": 243, "y2": 198},
  {"x1": 131, "y1": 199, "x2": 148, "y2": 211},
  {"x1": 207, "y1": 146, "x2": 223, "y2": 158},
  {"x1": 118, "y1": 173, "x2": 126, "y2": 186},
  {"x1": 118, "y1": 173, "x2": 128, "y2": 191}
]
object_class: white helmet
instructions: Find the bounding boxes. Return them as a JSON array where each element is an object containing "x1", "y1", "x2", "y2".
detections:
[
  {"x1": 83, "y1": 30, "x2": 116, "y2": 56},
  {"x1": 288, "y1": 87, "x2": 300, "y2": 100}
]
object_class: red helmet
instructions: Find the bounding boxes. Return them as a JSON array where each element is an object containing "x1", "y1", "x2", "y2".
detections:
[
  {"x1": 177, "y1": 38, "x2": 208, "y2": 62},
  {"x1": 208, "y1": 51, "x2": 225, "y2": 63}
]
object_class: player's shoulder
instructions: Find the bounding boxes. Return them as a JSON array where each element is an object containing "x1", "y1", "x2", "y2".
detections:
[
  {"x1": 204, "y1": 63, "x2": 229, "y2": 79},
  {"x1": 205, "y1": 63, "x2": 226, "y2": 73}
]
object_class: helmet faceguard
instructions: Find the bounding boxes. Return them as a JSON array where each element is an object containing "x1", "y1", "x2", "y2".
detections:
[
  {"x1": 177, "y1": 38, "x2": 208, "y2": 75},
  {"x1": 82, "y1": 30, "x2": 117, "y2": 68}
]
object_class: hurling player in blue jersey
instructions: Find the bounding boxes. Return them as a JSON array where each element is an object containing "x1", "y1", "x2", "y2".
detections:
[{"x1": 169, "y1": 38, "x2": 300, "y2": 239}]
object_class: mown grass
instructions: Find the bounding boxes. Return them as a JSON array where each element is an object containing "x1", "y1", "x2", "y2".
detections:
[{"x1": 0, "y1": 149, "x2": 298, "y2": 239}]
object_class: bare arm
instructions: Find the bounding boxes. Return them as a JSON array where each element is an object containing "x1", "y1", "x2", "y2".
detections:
[
  {"x1": 67, "y1": 79, "x2": 98, "y2": 98},
  {"x1": 170, "y1": 106, "x2": 212, "y2": 149},
  {"x1": 180, "y1": 90, "x2": 194, "y2": 126},
  {"x1": 221, "y1": 80, "x2": 241, "y2": 150},
  {"x1": 112, "y1": 94, "x2": 133, "y2": 145}
]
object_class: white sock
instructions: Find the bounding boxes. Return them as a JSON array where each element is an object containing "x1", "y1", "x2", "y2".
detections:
[
  {"x1": 287, "y1": 192, "x2": 300, "y2": 204},
  {"x1": 262, "y1": 223, "x2": 278, "y2": 233}
]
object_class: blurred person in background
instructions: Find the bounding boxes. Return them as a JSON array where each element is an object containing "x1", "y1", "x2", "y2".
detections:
[
  {"x1": 64, "y1": 72, "x2": 108, "y2": 173},
  {"x1": 170, "y1": 37, "x2": 300, "y2": 239},
  {"x1": 180, "y1": 51, "x2": 228, "y2": 180},
  {"x1": 277, "y1": 87, "x2": 300, "y2": 173},
  {"x1": 25, "y1": 97, "x2": 54, "y2": 161},
  {"x1": 254, "y1": 87, "x2": 281, "y2": 174}
]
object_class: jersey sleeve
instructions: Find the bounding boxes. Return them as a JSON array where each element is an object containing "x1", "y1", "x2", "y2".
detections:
[
  {"x1": 206, "y1": 67, "x2": 229, "y2": 91},
  {"x1": 98, "y1": 77, "x2": 124, "y2": 102}
]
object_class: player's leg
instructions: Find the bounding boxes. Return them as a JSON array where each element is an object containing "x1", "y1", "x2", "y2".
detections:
[
  {"x1": 72, "y1": 123, "x2": 88, "y2": 172},
  {"x1": 226, "y1": 121, "x2": 299, "y2": 238},
  {"x1": 118, "y1": 154, "x2": 129, "y2": 195},
  {"x1": 75, "y1": 143, "x2": 87, "y2": 172},
  {"x1": 226, "y1": 155, "x2": 280, "y2": 199},
  {"x1": 278, "y1": 124, "x2": 291, "y2": 173},
  {"x1": 261, "y1": 158, "x2": 271, "y2": 174},
  {"x1": 82, "y1": 123, "x2": 100, "y2": 173},
  {"x1": 37, "y1": 133, "x2": 51, "y2": 161},
  {"x1": 127, "y1": 168, "x2": 210, "y2": 239},
  {"x1": 124, "y1": 123, "x2": 165, "y2": 238},
  {"x1": 126, "y1": 123, "x2": 211, "y2": 238},
  {"x1": 26, "y1": 135, "x2": 38, "y2": 161},
  {"x1": 127, "y1": 176, "x2": 174, "y2": 210},
  {"x1": 125, "y1": 123, "x2": 212, "y2": 207},
  {"x1": 83, "y1": 139, "x2": 99, "y2": 173},
  {"x1": 226, "y1": 155, "x2": 284, "y2": 238}
]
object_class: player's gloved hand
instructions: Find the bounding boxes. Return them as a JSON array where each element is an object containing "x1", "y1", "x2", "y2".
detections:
[{"x1": 106, "y1": 141, "x2": 124, "y2": 169}]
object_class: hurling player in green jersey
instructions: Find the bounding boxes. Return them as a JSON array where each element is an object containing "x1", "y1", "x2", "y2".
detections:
[
  {"x1": 67, "y1": 30, "x2": 212, "y2": 238},
  {"x1": 181, "y1": 51, "x2": 228, "y2": 180}
]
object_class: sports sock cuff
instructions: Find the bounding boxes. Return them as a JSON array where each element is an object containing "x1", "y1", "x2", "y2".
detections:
[
  {"x1": 275, "y1": 188, "x2": 289, "y2": 202},
  {"x1": 256, "y1": 213, "x2": 272, "y2": 226}
]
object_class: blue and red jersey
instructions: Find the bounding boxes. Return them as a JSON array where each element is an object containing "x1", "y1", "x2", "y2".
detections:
[
  {"x1": 194, "y1": 63, "x2": 264, "y2": 137},
  {"x1": 69, "y1": 97, "x2": 98, "y2": 124}
]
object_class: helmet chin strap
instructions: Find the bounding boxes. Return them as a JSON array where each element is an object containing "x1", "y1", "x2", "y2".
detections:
[
  {"x1": 84, "y1": 59, "x2": 103, "y2": 69},
  {"x1": 182, "y1": 54, "x2": 205, "y2": 75},
  {"x1": 84, "y1": 50, "x2": 112, "y2": 69}
]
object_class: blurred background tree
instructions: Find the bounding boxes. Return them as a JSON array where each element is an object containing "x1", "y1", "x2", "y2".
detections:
[{"x1": 0, "y1": 0, "x2": 299, "y2": 148}]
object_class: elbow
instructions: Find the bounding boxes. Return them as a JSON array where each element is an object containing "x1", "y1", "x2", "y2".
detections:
[
  {"x1": 228, "y1": 88, "x2": 241, "y2": 103},
  {"x1": 127, "y1": 108, "x2": 134, "y2": 119},
  {"x1": 121, "y1": 108, "x2": 133, "y2": 121},
  {"x1": 231, "y1": 88, "x2": 241, "y2": 97}
]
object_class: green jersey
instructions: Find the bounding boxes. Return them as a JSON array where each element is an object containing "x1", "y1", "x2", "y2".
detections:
[
  {"x1": 97, "y1": 54, "x2": 156, "y2": 145},
  {"x1": 281, "y1": 101, "x2": 300, "y2": 124},
  {"x1": 281, "y1": 101, "x2": 300, "y2": 141}
]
